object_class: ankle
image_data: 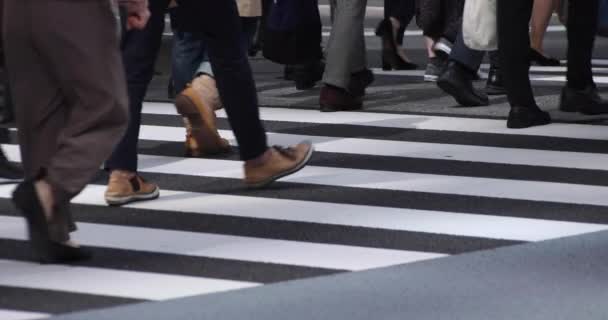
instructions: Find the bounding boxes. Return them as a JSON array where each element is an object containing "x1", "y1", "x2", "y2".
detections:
[
  {"x1": 34, "y1": 179, "x2": 54, "y2": 222},
  {"x1": 110, "y1": 169, "x2": 136, "y2": 179},
  {"x1": 246, "y1": 148, "x2": 273, "y2": 167}
]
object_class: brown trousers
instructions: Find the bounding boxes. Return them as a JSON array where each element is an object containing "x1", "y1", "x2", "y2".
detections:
[{"x1": 3, "y1": 0, "x2": 129, "y2": 241}]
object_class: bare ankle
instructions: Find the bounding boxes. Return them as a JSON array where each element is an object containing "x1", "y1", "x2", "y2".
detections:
[{"x1": 34, "y1": 180, "x2": 54, "y2": 222}]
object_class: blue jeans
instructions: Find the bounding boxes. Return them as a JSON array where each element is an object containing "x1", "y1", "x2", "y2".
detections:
[{"x1": 172, "y1": 16, "x2": 259, "y2": 94}]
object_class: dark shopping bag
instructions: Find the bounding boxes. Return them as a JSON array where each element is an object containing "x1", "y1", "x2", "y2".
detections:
[{"x1": 262, "y1": 0, "x2": 322, "y2": 65}]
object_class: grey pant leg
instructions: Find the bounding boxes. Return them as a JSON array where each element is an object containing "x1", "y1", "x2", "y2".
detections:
[{"x1": 323, "y1": 0, "x2": 368, "y2": 90}]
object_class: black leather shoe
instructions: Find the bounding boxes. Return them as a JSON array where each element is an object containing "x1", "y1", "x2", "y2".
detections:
[
  {"x1": 349, "y1": 69, "x2": 375, "y2": 98},
  {"x1": 486, "y1": 65, "x2": 505, "y2": 95},
  {"x1": 294, "y1": 61, "x2": 324, "y2": 90},
  {"x1": 530, "y1": 48, "x2": 560, "y2": 66},
  {"x1": 559, "y1": 86, "x2": 608, "y2": 115},
  {"x1": 283, "y1": 65, "x2": 295, "y2": 81},
  {"x1": 319, "y1": 85, "x2": 363, "y2": 112},
  {"x1": 13, "y1": 180, "x2": 92, "y2": 264},
  {"x1": 376, "y1": 19, "x2": 418, "y2": 71},
  {"x1": 507, "y1": 106, "x2": 551, "y2": 129},
  {"x1": 437, "y1": 62, "x2": 489, "y2": 107}
]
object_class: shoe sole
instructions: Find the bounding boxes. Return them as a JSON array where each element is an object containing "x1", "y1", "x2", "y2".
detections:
[
  {"x1": 106, "y1": 187, "x2": 160, "y2": 206},
  {"x1": 424, "y1": 75, "x2": 438, "y2": 82},
  {"x1": 486, "y1": 85, "x2": 506, "y2": 96},
  {"x1": 246, "y1": 145, "x2": 314, "y2": 189},
  {"x1": 437, "y1": 79, "x2": 489, "y2": 107},
  {"x1": 175, "y1": 94, "x2": 231, "y2": 155}
]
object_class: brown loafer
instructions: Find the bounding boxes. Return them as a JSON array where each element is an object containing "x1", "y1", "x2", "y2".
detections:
[{"x1": 244, "y1": 141, "x2": 314, "y2": 188}]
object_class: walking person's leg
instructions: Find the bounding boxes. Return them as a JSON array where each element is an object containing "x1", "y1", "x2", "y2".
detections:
[
  {"x1": 530, "y1": 0, "x2": 561, "y2": 66},
  {"x1": 559, "y1": 0, "x2": 608, "y2": 114},
  {"x1": 104, "y1": 0, "x2": 169, "y2": 206},
  {"x1": 320, "y1": 0, "x2": 370, "y2": 112},
  {"x1": 497, "y1": 0, "x2": 551, "y2": 128},
  {"x1": 175, "y1": 0, "x2": 313, "y2": 187},
  {"x1": 5, "y1": 0, "x2": 130, "y2": 262}
]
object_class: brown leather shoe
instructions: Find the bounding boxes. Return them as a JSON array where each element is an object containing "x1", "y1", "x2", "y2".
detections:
[
  {"x1": 174, "y1": 77, "x2": 231, "y2": 157},
  {"x1": 319, "y1": 85, "x2": 363, "y2": 112},
  {"x1": 244, "y1": 141, "x2": 314, "y2": 188},
  {"x1": 105, "y1": 171, "x2": 160, "y2": 206}
]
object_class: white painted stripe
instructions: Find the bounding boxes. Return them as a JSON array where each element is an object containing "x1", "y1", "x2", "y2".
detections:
[
  {"x1": 3, "y1": 144, "x2": 608, "y2": 207},
  {"x1": 0, "y1": 259, "x2": 256, "y2": 301},
  {"x1": 479, "y1": 64, "x2": 608, "y2": 74},
  {"x1": 0, "y1": 216, "x2": 444, "y2": 271},
  {"x1": 0, "y1": 310, "x2": 48, "y2": 320},
  {"x1": 142, "y1": 102, "x2": 608, "y2": 141},
  {"x1": 532, "y1": 75, "x2": 608, "y2": 84},
  {"x1": 133, "y1": 125, "x2": 608, "y2": 172},
  {"x1": 1, "y1": 184, "x2": 603, "y2": 242}
]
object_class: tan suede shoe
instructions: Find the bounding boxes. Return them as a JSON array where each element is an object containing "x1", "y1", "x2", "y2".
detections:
[
  {"x1": 105, "y1": 171, "x2": 160, "y2": 206},
  {"x1": 175, "y1": 76, "x2": 230, "y2": 156},
  {"x1": 244, "y1": 141, "x2": 314, "y2": 188}
]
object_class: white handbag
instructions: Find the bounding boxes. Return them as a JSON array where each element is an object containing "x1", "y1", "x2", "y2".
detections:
[{"x1": 462, "y1": 0, "x2": 498, "y2": 51}]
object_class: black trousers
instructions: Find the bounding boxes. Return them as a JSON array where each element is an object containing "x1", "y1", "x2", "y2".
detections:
[
  {"x1": 107, "y1": 0, "x2": 268, "y2": 171},
  {"x1": 384, "y1": 0, "x2": 415, "y2": 45},
  {"x1": 497, "y1": 0, "x2": 598, "y2": 108}
]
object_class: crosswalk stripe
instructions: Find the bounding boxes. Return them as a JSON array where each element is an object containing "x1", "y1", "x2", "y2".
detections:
[
  {"x1": 0, "y1": 184, "x2": 602, "y2": 242},
  {"x1": 135, "y1": 125, "x2": 608, "y2": 172},
  {"x1": 0, "y1": 216, "x2": 444, "y2": 271},
  {"x1": 0, "y1": 310, "x2": 49, "y2": 320},
  {"x1": 4, "y1": 144, "x2": 608, "y2": 207},
  {"x1": 142, "y1": 103, "x2": 608, "y2": 141},
  {"x1": 0, "y1": 259, "x2": 257, "y2": 301}
]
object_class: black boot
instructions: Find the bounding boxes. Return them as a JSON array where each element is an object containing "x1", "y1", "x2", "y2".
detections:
[
  {"x1": 507, "y1": 105, "x2": 551, "y2": 129},
  {"x1": 559, "y1": 85, "x2": 608, "y2": 115},
  {"x1": 437, "y1": 62, "x2": 489, "y2": 107},
  {"x1": 375, "y1": 19, "x2": 417, "y2": 71}
]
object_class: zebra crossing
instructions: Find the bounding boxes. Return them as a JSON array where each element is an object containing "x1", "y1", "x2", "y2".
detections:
[{"x1": 1, "y1": 100, "x2": 608, "y2": 319}]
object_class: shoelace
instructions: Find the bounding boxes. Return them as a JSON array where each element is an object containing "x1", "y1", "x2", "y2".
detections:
[{"x1": 272, "y1": 145, "x2": 296, "y2": 159}]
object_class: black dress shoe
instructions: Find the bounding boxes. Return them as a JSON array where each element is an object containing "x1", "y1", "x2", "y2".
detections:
[
  {"x1": 486, "y1": 64, "x2": 505, "y2": 95},
  {"x1": 319, "y1": 85, "x2": 362, "y2": 112},
  {"x1": 13, "y1": 180, "x2": 92, "y2": 264},
  {"x1": 294, "y1": 61, "x2": 324, "y2": 90},
  {"x1": 507, "y1": 106, "x2": 551, "y2": 129},
  {"x1": 437, "y1": 62, "x2": 489, "y2": 107},
  {"x1": 529, "y1": 48, "x2": 560, "y2": 66},
  {"x1": 349, "y1": 69, "x2": 375, "y2": 98},
  {"x1": 559, "y1": 86, "x2": 608, "y2": 115}
]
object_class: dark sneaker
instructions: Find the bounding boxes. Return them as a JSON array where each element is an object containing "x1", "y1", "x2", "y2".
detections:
[
  {"x1": 559, "y1": 86, "x2": 608, "y2": 115},
  {"x1": 319, "y1": 85, "x2": 363, "y2": 112},
  {"x1": 433, "y1": 37, "x2": 453, "y2": 60},
  {"x1": 486, "y1": 65, "x2": 505, "y2": 95},
  {"x1": 244, "y1": 142, "x2": 314, "y2": 188},
  {"x1": 507, "y1": 106, "x2": 552, "y2": 129},
  {"x1": 437, "y1": 62, "x2": 489, "y2": 107},
  {"x1": 424, "y1": 57, "x2": 445, "y2": 82}
]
